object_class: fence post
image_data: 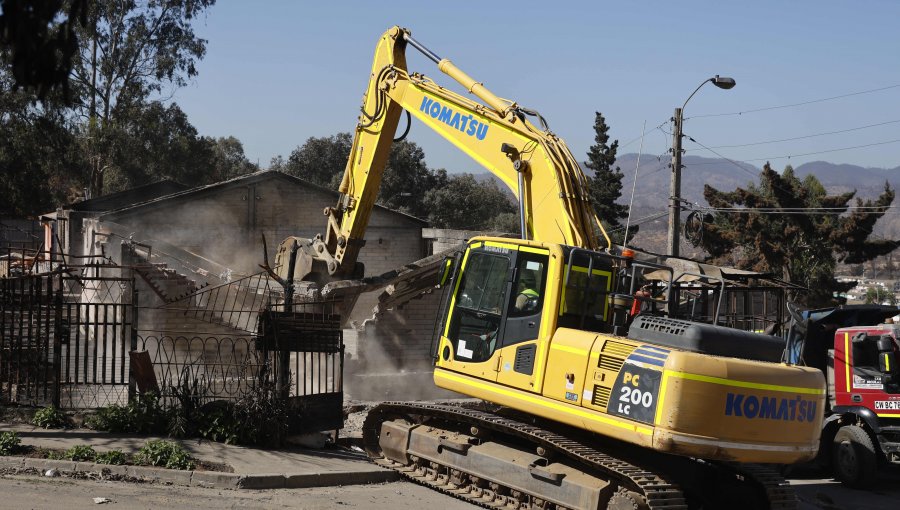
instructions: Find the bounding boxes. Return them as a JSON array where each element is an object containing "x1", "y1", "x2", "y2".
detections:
[
  {"x1": 51, "y1": 276, "x2": 62, "y2": 408},
  {"x1": 128, "y1": 285, "x2": 139, "y2": 404}
]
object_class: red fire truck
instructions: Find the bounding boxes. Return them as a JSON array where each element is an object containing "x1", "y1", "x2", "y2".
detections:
[{"x1": 787, "y1": 304, "x2": 900, "y2": 487}]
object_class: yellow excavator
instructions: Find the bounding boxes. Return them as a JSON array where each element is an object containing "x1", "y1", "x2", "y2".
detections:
[{"x1": 275, "y1": 26, "x2": 826, "y2": 510}]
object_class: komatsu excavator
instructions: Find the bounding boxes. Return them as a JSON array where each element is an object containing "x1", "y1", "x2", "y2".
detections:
[{"x1": 275, "y1": 26, "x2": 826, "y2": 510}]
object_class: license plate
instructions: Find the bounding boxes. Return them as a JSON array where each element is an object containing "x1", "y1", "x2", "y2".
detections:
[{"x1": 874, "y1": 400, "x2": 900, "y2": 410}]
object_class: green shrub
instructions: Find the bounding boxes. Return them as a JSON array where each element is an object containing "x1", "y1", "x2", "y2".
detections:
[
  {"x1": 197, "y1": 402, "x2": 239, "y2": 445},
  {"x1": 167, "y1": 377, "x2": 204, "y2": 438},
  {"x1": 32, "y1": 406, "x2": 68, "y2": 429},
  {"x1": 134, "y1": 440, "x2": 194, "y2": 470},
  {"x1": 84, "y1": 404, "x2": 131, "y2": 432},
  {"x1": 95, "y1": 450, "x2": 128, "y2": 465},
  {"x1": 129, "y1": 392, "x2": 167, "y2": 433},
  {"x1": 63, "y1": 444, "x2": 96, "y2": 461},
  {"x1": 231, "y1": 382, "x2": 289, "y2": 446},
  {"x1": 85, "y1": 393, "x2": 166, "y2": 434},
  {"x1": 0, "y1": 431, "x2": 21, "y2": 455}
]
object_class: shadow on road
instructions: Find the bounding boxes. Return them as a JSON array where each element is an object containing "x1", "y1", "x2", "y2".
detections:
[{"x1": 789, "y1": 464, "x2": 900, "y2": 510}]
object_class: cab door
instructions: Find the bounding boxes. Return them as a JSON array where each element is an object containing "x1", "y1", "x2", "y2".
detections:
[
  {"x1": 436, "y1": 241, "x2": 516, "y2": 381},
  {"x1": 495, "y1": 247, "x2": 551, "y2": 391},
  {"x1": 436, "y1": 241, "x2": 552, "y2": 390}
]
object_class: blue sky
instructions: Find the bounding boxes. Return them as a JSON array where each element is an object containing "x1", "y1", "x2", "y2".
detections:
[{"x1": 175, "y1": 0, "x2": 900, "y2": 173}]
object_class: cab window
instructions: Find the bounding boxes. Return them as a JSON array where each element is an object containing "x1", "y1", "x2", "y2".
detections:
[
  {"x1": 508, "y1": 255, "x2": 547, "y2": 318},
  {"x1": 500, "y1": 252, "x2": 548, "y2": 347},
  {"x1": 558, "y1": 250, "x2": 612, "y2": 332},
  {"x1": 448, "y1": 252, "x2": 510, "y2": 362}
]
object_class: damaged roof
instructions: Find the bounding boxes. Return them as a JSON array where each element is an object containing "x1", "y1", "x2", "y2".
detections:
[
  {"x1": 93, "y1": 170, "x2": 428, "y2": 224},
  {"x1": 65, "y1": 180, "x2": 189, "y2": 213}
]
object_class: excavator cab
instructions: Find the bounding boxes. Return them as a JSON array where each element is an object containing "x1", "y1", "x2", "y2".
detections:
[
  {"x1": 434, "y1": 238, "x2": 665, "y2": 390},
  {"x1": 439, "y1": 240, "x2": 550, "y2": 373}
]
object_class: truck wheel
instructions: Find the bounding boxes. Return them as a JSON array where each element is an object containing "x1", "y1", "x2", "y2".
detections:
[{"x1": 832, "y1": 425, "x2": 877, "y2": 488}]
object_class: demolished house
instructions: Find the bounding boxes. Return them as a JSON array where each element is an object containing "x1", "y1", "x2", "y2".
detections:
[
  {"x1": 53, "y1": 170, "x2": 428, "y2": 334},
  {"x1": 8, "y1": 171, "x2": 429, "y2": 408}
]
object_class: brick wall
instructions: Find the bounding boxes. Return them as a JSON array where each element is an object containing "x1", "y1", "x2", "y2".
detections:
[{"x1": 422, "y1": 228, "x2": 483, "y2": 255}]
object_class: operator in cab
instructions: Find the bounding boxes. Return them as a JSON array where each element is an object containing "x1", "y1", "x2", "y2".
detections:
[{"x1": 514, "y1": 269, "x2": 541, "y2": 313}]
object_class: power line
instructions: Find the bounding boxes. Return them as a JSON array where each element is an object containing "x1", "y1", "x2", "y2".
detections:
[
  {"x1": 690, "y1": 137, "x2": 900, "y2": 163},
  {"x1": 606, "y1": 211, "x2": 669, "y2": 232},
  {"x1": 688, "y1": 83, "x2": 900, "y2": 119},
  {"x1": 682, "y1": 136, "x2": 815, "y2": 207},
  {"x1": 707, "y1": 206, "x2": 896, "y2": 212},
  {"x1": 618, "y1": 119, "x2": 669, "y2": 150},
  {"x1": 695, "y1": 119, "x2": 900, "y2": 150},
  {"x1": 682, "y1": 137, "x2": 761, "y2": 180},
  {"x1": 698, "y1": 207, "x2": 899, "y2": 216}
]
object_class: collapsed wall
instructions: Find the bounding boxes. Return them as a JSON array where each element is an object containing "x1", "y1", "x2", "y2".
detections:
[{"x1": 341, "y1": 240, "x2": 469, "y2": 402}]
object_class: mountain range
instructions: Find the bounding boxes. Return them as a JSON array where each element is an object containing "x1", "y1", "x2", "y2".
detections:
[{"x1": 475, "y1": 156, "x2": 900, "y2": 255}]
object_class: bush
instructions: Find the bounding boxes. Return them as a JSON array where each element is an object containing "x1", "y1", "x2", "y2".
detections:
[
  {"x1": 95, "y1": 450, "x2": 128, "y2": 465},
  {"x1": 85, "y1": 393, "x2": 166, "y2": 434},
  {"x1": 129, "y1": 392, "x2": 167, "y2": 433},
  {"x1": 196, "y1": 402, "x2": 239, "y2": 445},
  {"x1": 62, "y1": 444, "x2": 96, "y2": 461},
  {"x1": 231, "y1": 382, "x2": 289, "y2": 447},
  {"x1": 84, "y1": 405, "x2": 131, "y2": 432},
  {"x1": 134, "y1": 440, "x2": 194, "y2": 470},
  {"x1": 0, "y1": 431, "x2": 21, "y2": 455},
  {"x1": 32, "y1": 406, "x2": 67, "y2": 429}
]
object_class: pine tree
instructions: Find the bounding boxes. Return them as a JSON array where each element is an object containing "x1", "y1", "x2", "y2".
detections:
[
  {"x1": 584, "y1": 112, "x2": 634, "y2": 243},
  {"x1": 699, "y1": 163, "x2": 897, "y2": 307}
]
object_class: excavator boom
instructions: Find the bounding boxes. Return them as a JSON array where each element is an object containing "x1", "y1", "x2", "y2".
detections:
[{"x1": 275, "y1": 26, "x2": 608, "y2": 282}]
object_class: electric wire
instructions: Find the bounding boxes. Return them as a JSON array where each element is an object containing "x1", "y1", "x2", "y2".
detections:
[
  {"x1": 688, "y1": 83, "x2": 900, "y2": 119},
  {"x1": 694, "y1": 119, "x2": 900, "y2": 150},
  {"x1": 605, "y1": 211, "x2": 669, "y2": 233},
  {"x1": 705, "y1": 206, "x2": 896, "y2": 212},
  {"x1": 618, "y1": 118, "x2": 669, "y2": 150},
  {"x1": 687, "y1": 137, "x2": 900, "y2": 163},
  {"x1": 682, "y1": 135, "x2": 832, "y2": 204},
  {"x1": 697, "y1": 207, "x2": 899, "y2": 215},
  {"x1": 682, "y1": 136, "x2": 761, "y2": 181}
]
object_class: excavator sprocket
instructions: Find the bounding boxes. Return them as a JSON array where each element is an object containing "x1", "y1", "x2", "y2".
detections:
[{"x1": 362, "y1": 402, "x2": 797, "y2": 510}]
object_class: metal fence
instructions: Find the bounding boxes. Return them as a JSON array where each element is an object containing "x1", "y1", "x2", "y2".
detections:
[
  {"x1": 169, "y1": 272, "x2": 279, "y2": 333},
  {"x1": 134, "y1": 301, "x2": 345, "y2": 434},
  {"x1": 1, "y1": 266, "x2": 134, "y2": 408},
  {"x1": 134, "y1": 334, "x2": 265, "y2": 406},
  {"x1": 2, "y1": 253, "x2": 345, "y2": 433}
]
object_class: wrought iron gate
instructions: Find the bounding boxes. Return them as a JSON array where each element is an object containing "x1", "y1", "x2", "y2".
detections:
[{"x1": 1, "y1": 267, "x2": 134, "y2": 408}]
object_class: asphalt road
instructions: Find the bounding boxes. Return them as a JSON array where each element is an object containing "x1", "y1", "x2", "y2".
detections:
[
  {"x1": 1, "y1": 468, "x2": 899, "y2": 510},
  {"x1": 790, "y1": 465, "x2": 900, "y2": 510}
]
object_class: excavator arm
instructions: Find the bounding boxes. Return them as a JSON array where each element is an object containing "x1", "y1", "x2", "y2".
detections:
[{"x1": 276, "y1": 26, "x2": 610, "y2": 283}]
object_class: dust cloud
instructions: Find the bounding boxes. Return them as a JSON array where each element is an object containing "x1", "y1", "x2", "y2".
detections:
[{"x1": 344, "y1": 326, "x2": 460, "y2": 402}]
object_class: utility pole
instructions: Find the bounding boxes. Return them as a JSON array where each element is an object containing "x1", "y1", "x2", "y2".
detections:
[
  {"x1": 667, "y1": 107, "x2": 684, "y2": 258},
  {"x1": 664, "y1": 75, "x2": 736, "y2": 257}
]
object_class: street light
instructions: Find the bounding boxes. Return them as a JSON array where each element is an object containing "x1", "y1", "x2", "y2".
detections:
[{"x1": 666, "y1": 75, "x2": 736, "y2": 257}]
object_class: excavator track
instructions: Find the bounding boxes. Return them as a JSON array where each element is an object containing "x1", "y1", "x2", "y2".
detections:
[
  {"x1": 364, "y1": 402, "x2": 686, "y2": 509},
  {"x1": 362, "y1": 402, "x2": 797, "y2": 510}
]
